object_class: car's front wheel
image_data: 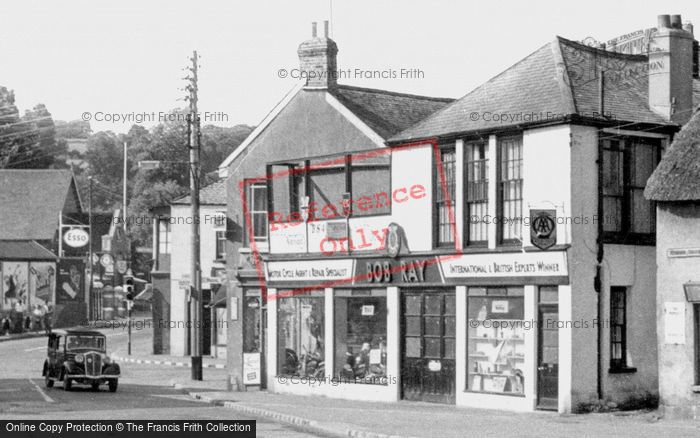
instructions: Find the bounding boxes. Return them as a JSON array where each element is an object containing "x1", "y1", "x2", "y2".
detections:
[
  {"x1": 62, "y1": 371, "x2": 72, "y2": 391},
  {"x1": 108, "y1": 379, "x2": 118, "y2": 393},
  {"x1": 45, "y1": 373, "x2": 54, "y2": 388}
]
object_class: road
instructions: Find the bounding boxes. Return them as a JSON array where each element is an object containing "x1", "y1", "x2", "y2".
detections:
[{"x1": 0, "y1": 328, "x2": 319, "y2": 437}]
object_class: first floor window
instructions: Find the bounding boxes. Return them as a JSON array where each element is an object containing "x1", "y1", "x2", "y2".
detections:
[
  {"x1": 497, "y1": 136, "x2": 523, "y2": 243},
  {"x1": 158, "y1": 219, "x2": 170, "y2": 254},
  {"x1": 215, "y1": 230, "x2": 226, "y2": 260},
  {"x1": 248, "y1": 182, "x2": 268, "y2": 244},
  {"x1": 277, "y1": 294, "x2": 324, "y2": 377},
  {"x1": 610, "y1": 287, "x2": 627, "y2": 370},
  {"x1": 467, "y1": 287, "x2": 525, "y2": 395},
  {"x1": 465, "y1": 142, "x2": 489, "y2": 245},
  {"x1": 333, "y1": 289, "x2": 387, "y2": 384},
  {"x1": 435, "y1": 147, "x2": 456, "y2": 247}
]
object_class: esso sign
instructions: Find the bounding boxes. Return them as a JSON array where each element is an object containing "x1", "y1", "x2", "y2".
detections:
[{"x1": 63, "y1": 228, "x2": 89, "y2": 248}]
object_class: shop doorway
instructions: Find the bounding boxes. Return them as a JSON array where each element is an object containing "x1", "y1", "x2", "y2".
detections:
[
  {"x1": 401, "y1": 291, "x2": 456, "y2": 404},
  {"x1": 537, "y1": 287, "x2": 559, "y2": 410}
]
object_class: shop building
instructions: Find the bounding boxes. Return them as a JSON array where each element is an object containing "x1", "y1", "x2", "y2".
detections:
[
  {"x1": 219, "y1": 22, "x2": 452, "y2": 389},
  {"x1": 645, "y1": 108, "x2": 700, "y2": 419},
  {"x1": 0, "y1": 169, "x2": 88, "y2": 329},
  {"x1": 150, "y1": 179, "x2": 227, "y2": 356},
  {"x1": 259, "y1": 15, "x2": 700, "y2": 413}
]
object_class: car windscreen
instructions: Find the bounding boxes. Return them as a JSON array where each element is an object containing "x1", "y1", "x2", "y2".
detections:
[{"x1": 65, "y1": 335, "x2": 105, "y2": 351}]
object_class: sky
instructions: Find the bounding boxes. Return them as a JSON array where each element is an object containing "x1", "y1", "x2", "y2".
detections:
[{"x1": 1, "y1": 0, "x2": 699, "y2": 133}]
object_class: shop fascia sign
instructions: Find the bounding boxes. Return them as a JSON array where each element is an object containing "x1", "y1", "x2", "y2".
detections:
[
  {"x1": 441, "y1": 251, "x2": 568, "y2": 278},
  {"x1": 358, "y1": 257, "x2": 440, "y2": 284},
  {"x1": 265, "y1": 259, "x2": 354, "y2": 282}
]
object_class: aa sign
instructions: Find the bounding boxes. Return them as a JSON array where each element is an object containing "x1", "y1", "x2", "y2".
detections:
[{"x1": 530, "y1": 209, "x2": 556, "y2": 250}]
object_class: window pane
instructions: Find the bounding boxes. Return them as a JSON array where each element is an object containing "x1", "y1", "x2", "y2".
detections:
[
  {"x1": 468, "y1": 295, "x2": 525, "y2": 395},
  {"x1": 405, "y1": 337, "x2": 421, "y2": 358},
  {"x1": 424, "y1": 316, "x2": 441, "y2": 336},
  {"x1": 350, "y1": 154, "x2": 390, "y2": 217},
  {"x1": 436, "y1": 148, "x2": 456, "y2": 246},
  {"x1": 334, "y1": 295, "x2": 387, "y2": 383},
  {"x1": 498, "y1": 137, "x2": 523, "y2": 241},
  {"x1": 425, "y1": 337, "x2": 441, "y2": 357},
  {"x1": 277, "y1": 296, "x2": 324, "y2": 377}
]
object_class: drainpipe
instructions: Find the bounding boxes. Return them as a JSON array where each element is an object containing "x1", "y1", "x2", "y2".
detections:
[{"x1": 594, "y1": 69, "x2": 605, "y2": 401}]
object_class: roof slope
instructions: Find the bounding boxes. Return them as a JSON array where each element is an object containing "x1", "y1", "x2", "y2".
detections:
[
  {"x1": 0, "y1": 169, "x2": 80, "y2": 240},
  {"x1": 0, "y1": 240, "x2": 57, "y2": 259},
  {"x1": 173, "y1": 178, "x2": 226, "y2": 205},
  {"x1": 645, "y1": 109, "x2": 700, "y2": 201},
  {"x1": 390, "y1": 37, "x2": 670, "y2": 143},
  {"x1": 332, "y1": 85, "x2": 454, "y2": 138}
]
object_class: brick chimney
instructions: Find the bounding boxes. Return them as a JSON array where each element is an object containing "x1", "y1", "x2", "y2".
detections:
[
  {"x1": 297, "y1": 21, "x2": 338, "y2": 89},
  {"x1": 648, "y1": 14, "x2": 694, "y2": 124}
]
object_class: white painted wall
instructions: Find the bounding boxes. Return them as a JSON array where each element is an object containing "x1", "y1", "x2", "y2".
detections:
[{"x1": 168, "y1": 203, "x2": 226, "y2": 356}]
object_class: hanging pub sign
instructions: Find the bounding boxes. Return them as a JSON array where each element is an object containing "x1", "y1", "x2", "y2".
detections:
[{"x1": 530, "y1": 209, "x2": 557, "y2": 250}]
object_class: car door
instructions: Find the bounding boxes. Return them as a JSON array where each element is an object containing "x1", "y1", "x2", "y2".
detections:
[{"x1": 47, "y1": 335, "x2": 59, "y2": 375}]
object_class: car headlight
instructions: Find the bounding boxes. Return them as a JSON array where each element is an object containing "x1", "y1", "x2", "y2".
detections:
[
  {"x1": 102, "y1": 354, "x2": 110, "y2": 364},
  {"x1": 75, "y1": 354, "x2": 84, "y2": 363}
]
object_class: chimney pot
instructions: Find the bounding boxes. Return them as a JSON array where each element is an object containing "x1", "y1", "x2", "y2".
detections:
[
  {"x1": 683, "y1": 22, "x2": 694, "y2": 35},
  {"x1": 658, "y1": 14, "x2": 671, "y2": 29},
  {"x1": 324, "y1": 20, "x2": 329, "y2": 38},
  {"x1": 312, "y1": 22, "x2": 317, "y2": 38},
  {"x1": 671, "y1": 15, "x2": 683, "y2": 29}
]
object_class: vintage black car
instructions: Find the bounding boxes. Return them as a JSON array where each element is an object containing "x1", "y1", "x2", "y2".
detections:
[{"x1": 42, "y1": 329, "x2": 121, "y2": 392}]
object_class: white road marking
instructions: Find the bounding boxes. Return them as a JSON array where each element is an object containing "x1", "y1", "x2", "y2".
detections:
[
  {"x1": 24, "y1": 346, "x2": 46, "y2": 352},
  {"x1": 28, "y1": 378, "x2": 54, "y2": 403}
]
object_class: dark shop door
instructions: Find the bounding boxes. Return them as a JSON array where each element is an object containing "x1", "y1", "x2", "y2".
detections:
[
  {"x1": 401, "y1": 291, "x2": 456, "y2": 404},
  {"x1": 537, "y1": 305, "x2": 558, "y2": 410}
]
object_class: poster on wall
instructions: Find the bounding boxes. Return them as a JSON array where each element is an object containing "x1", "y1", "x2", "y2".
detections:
[
  {"x1": 243, "y1": 352, "x2": 261, "y2": 385},
  {"x1": 663, "y1": 302, "x2": 686, "y2": 344},
  {"x1": 56, "y1": 259, "x2": 85, "y2": 304},
  {"x1": 1, "y1": 262, "x2": 29, "y2": 311},
  {"x1": 29, "y1": 262, "x2": 56, "y2": 307}
]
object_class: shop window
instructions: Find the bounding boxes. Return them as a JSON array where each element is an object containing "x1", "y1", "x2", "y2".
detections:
[
  {"x1": 497, "y1": 136, "x2": 523, "y2": 244},
  {"x1": 465, "y1": 142, "x2": 489, "y2": 245},
  {"x1": 602, "y1": 137, "x2": 660, "y2": 243},
  {"x1": 333, "y1": 289, "x2": 387, "y2": 384},
  {"x1": 467, "y1": 287, "x2": 525, "y2": 395},
  {"x1": 609, "y1": 287, "x2": 630, "y2": 371},
  {"x1": 435, "y1": 147, "x2": 456, "y2": 247},
  {"x1": 277, "y1": 294, "x2": 324, "y2": 377}
]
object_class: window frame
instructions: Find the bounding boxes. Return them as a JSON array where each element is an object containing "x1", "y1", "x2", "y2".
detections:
[
  {"x1": 215, "y1": 230, "x2": 226, "y2": 260},
  {"x1": 601, "y1": 136, "x2": 661, "y2": 245},
  {"x1": 246, "y1": 181, "x2": 268, "y2": 246},
  {"x1": 609, "y1": 286, "x2": 636, "y2": 373},
  {"x1": 695, "y1": 304, "x2": 700, "y2": 385},
  {"x1": 434, "y1": 146, "x2": 457, "y2": 248},
  {"x1": 158, "y1": 218, "x2": 171, "y2": 254},
  {"x1": 464, "y1": 141, "x2": 489, "y2": 247},
  {"x1": 496, "y1": 136, "x2": 523, "y2": 246}
]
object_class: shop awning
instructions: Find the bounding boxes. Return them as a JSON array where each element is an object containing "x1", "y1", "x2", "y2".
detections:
[{"x1": 208, "y1": 279, "x2": 228, "y2": 308}]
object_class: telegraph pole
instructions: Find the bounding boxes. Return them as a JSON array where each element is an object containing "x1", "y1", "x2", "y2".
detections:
[
  {"x1": 186, "y1": 50, "x2": 203, "y2": 380},
  {"x1": 88, "y1": 176, "x2": 93, "y2": 320}
]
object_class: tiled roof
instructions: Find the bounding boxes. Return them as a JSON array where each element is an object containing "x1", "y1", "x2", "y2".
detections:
[
  {"x1": 390, "y1": 37, "x2": 672, "y2": 143},
  {"x1": 172, "y1": 178, "x2": 226, "y2": 205},
  {"x1": 0, "y1": 169, "x2": 80, "y2": 240},
  {"x1": 332, "y1": 85, "x2": 454, "y2": 138},
  {"x1": 0, "y1": 240, "x2": 56, "y2": 260},
  {"x1": 645, "y1": 108, "x2": 700, "y2": 201}
]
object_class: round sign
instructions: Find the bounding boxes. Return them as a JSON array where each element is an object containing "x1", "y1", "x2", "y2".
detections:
[
  {"x1": 63, "y1": 228, "x2": 89, "y2": 248},
  {"x1": 100, "y1": 253, "x2": 114, "y2": 268},
  {"x1": 386, "y1": 223, "x2": 402, "y2": 258}
]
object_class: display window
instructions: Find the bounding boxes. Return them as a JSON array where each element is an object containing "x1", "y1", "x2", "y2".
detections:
[
  {"x1": 333, "y1": 289, "x2": 387, "y2": 384},
  {"x1": 467, "y1": 287, "x2": 525, "y2": 395},
  {"x1": 277, "y1": 293, "x2": 325, "y2": 377}
]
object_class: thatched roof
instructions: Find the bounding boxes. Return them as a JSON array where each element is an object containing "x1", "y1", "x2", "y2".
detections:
[{"x1": 645, "y1": 109, "x2": 700, "y2": 201}]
